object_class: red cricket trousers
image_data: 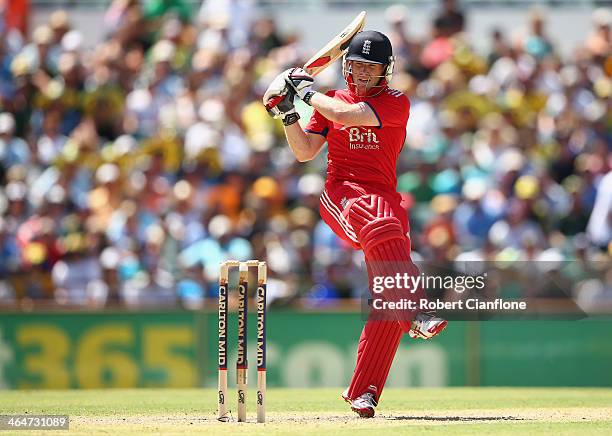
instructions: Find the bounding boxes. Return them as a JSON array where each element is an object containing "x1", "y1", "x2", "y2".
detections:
[{"x1": 319, "y1": 179, "x2": 416, "y2": 402}]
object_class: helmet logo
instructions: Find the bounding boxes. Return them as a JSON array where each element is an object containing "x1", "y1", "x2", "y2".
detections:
[{"x1": 362, "y1": 40, "x2": 371, "y2": 55}]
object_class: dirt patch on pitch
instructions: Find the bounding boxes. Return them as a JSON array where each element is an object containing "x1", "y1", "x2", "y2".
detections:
[
  {"x1": 276, "y1": 408, "x2": 612, "y2": 425},
  {"x1": 380, "y1": 408, "x2": 612, "y2": 424}
]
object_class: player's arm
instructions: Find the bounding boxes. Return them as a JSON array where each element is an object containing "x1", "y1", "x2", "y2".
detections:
[
  {"x1": 284, "y1": 68, "x2": 380, "y2": 127},
  {"x1": 284, "y1": 124, "x2": 326, "y2": 162},
  {"x1": 308, "y1": 92, "x2": 379, "y2": 127}
]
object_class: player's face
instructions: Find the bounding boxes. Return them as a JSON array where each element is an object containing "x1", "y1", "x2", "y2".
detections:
[{"x1": 349, "y1": 60, "x2": 386, "y2": 94}]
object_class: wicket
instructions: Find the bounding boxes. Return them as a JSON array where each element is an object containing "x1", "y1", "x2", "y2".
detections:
[{"x1": 218, "y1": 260, "x2": 267, "y2": 423}]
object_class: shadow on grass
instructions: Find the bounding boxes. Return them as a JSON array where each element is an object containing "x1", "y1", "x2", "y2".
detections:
[{"x1": 386, "y1": 415, "x2": 526, "y2": 422}]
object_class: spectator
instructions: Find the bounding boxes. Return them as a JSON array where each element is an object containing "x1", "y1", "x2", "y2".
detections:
[
  {"x1": 585, "y1": 8, "x2": 611, "y2": 61},
  {"x1": 586, "y1": 169, "x2": 612, "y2": 249},
  {"x1": 1, "y1": 0, "x2": 29, "y2": 36},
  {"x1": 516, "y1": 7, "x2": 555, "y2": 60},
  {"x1": 0, "y1": 112, "x2": 29, "y2": 170},
  {"x1": 435, "y1": 0, "x2": 466, "y2": 36},
  {"x1": 0, "y1": 4, "x2": 608, "y2": 309},
  {"x1": 487, "y1": 27, "x2": 511, "y2": 66}
]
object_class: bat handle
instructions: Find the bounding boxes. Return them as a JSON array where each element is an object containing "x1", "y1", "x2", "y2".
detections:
[{"x1": 265, "y1": 94, "x2": 284, "y2": 110}]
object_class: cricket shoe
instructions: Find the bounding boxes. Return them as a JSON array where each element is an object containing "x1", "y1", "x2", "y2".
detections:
[
  {"x1": 341, "y1": 388, "x2": 350, "y2": 404},
  {"x1": 342, "y1": 386, "x2": 378, "y2": 418},
  {"x1": 408, "y1": 312, "x2": 448, "y2": 339}
]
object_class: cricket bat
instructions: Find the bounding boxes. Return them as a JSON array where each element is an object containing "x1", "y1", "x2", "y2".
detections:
[{"x1": 265, "y1": 11, "x2": 366, "y2": 110}]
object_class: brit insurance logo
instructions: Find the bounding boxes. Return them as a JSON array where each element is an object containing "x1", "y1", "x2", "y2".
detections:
[
  {"x1": 362, "y1": 40, "x2": 371, "y2": 55},
  {"x1": 348, "y1": 127, "x2": 380, "y2": 150}
]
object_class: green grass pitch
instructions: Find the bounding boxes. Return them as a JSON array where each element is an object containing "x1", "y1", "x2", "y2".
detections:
[{"x1": 3, "y1": 388, "x2": 612, "y2": 435}]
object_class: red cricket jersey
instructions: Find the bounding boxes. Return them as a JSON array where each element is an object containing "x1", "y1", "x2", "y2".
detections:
[{"x1": 305, "y1": 88, "x2": 410, "y2": 191}]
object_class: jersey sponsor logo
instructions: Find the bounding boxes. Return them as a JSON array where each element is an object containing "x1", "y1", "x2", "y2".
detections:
[
  {"x1": 348, "y1": 127, "x2": 380, "y2": 150},
  {"x1": 349, "y1": 143, "x2": 380, "y2": 150},
  {"x1": 362, "y1": 40, "x2": 371, "y2": 55}
]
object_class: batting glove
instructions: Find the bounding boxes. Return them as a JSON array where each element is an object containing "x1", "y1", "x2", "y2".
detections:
[
  {"x1": 263, "y1": 71, "x2": 301, "y2": 126},
  {"x1": 285, "y1": 67, "x2": 316, "y2": 105}
]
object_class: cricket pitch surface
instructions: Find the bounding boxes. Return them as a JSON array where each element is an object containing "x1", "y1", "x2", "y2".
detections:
[{"x1": 4, "y1": 387, "x2": 612, "y2": 435}]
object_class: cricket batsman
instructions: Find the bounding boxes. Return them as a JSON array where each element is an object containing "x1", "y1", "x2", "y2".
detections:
[{"x1": 263, "y1": 30, "x2": 448, "y2": 418}]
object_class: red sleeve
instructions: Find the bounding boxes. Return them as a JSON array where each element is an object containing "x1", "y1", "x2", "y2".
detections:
[
  {"x1": 304, "y1": 90, "x2": 336, "y2": 137},
  {"x1": 304, "y1": 108, "x2": 330, "y2": 137},
  {"x1": 364, "y1": 90, "x2": 410, "y2": 129}
]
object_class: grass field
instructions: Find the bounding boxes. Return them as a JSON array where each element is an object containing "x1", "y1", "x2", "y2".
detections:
[{"x1": 3, "y1": 388, "x2": 612, "y2": 435}]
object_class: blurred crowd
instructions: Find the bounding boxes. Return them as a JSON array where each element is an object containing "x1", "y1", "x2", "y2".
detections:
[{"x1": 0, "y1": 0, "x2": 610, "y2": 309}]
